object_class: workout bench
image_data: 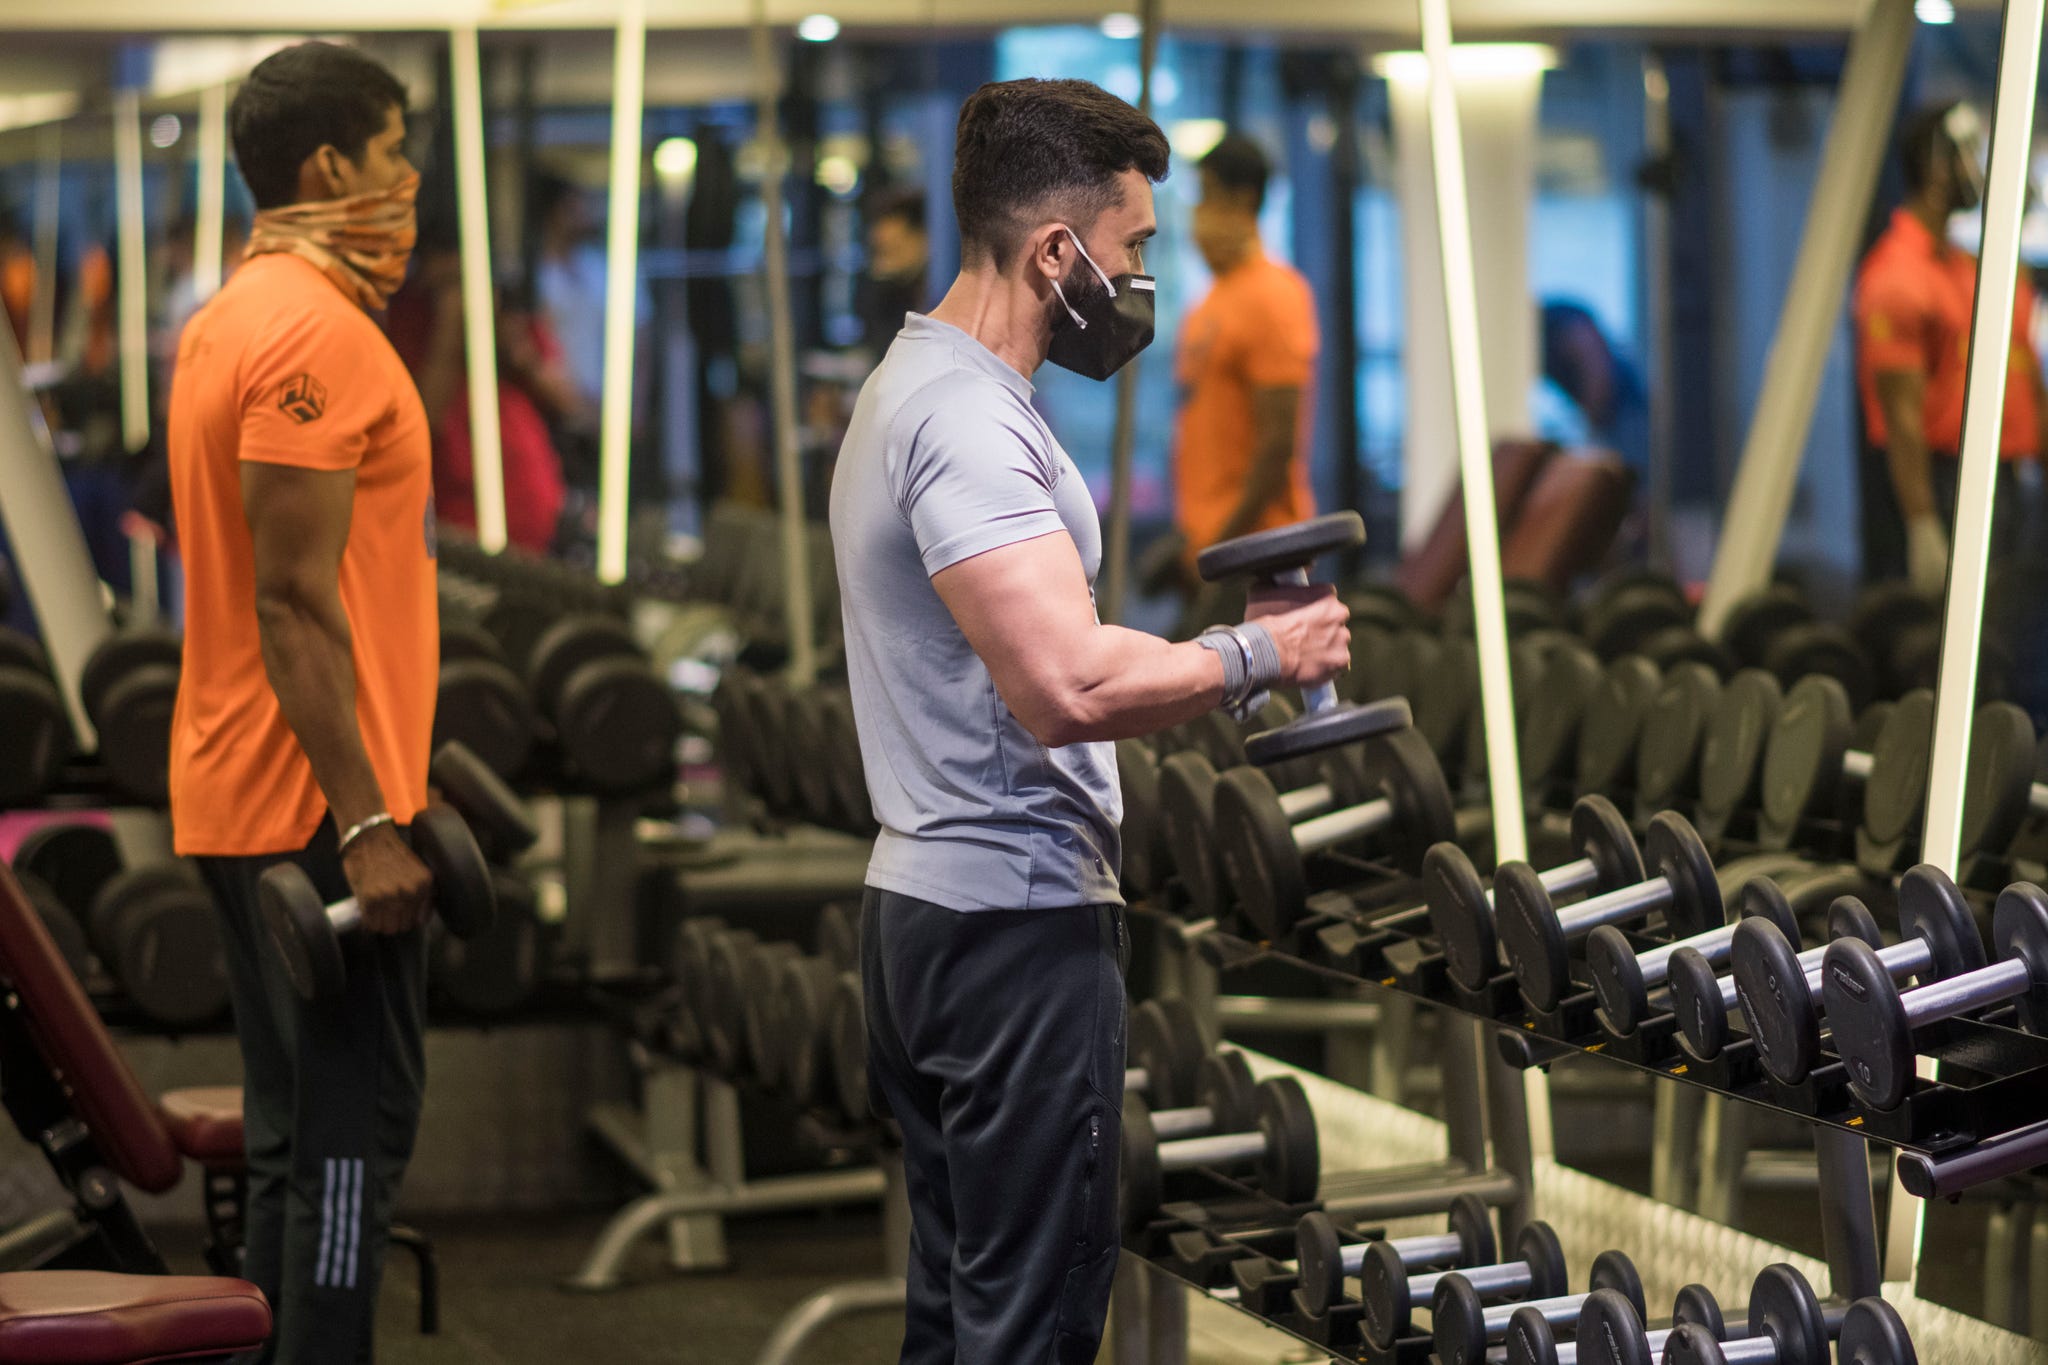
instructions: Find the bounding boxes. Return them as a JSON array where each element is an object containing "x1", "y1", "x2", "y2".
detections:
[{"x1": 0, "y1": 864, "x2": 438, "y2": 1332}]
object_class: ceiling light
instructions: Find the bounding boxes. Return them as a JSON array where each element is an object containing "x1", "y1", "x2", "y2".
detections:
[
  {"x1": 1915, "y1": 0, "x2": 1955, "y2": 22},
  {"x1": 1374, "y1": 43, "x2": 1560, "y2": 84},
  {"x1": 1099, "y1": 12, "x2": 1142, "y2": 40},
  {"x1": 797, "y1": 13, "x2": 840, "y2": 42},
  {"x1": 653, "y1": 137, "x2": 699, "y2": 181},
  {"x1": 149, "y1": 114, "x2": 183, "y2": 149}
]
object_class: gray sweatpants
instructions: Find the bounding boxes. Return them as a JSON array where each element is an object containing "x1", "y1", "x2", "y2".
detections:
[{"x1": 199, "y1": 820, "x2": 427, "y2": 1365}]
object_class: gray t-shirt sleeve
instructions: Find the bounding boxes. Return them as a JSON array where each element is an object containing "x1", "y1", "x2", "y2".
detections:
[{"x1": 897, "y1": 382, "x2": 1070, "y2": 577}]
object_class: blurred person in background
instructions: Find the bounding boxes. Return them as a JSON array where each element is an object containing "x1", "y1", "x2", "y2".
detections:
[{"x1": 858, "y1": 187, "x2": 930, "y2": 350}]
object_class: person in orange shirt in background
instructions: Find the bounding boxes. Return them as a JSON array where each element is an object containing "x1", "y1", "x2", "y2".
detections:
[
  {"x1": 1171, "y1": 133, "x2": 1319, "y2": 594},
  {"x1": 1855, "y1": 100, "x2": 2048, "y2": 594},
  {"x1": 166, "y1": 42, "x2": 436, "y2": 1365}
]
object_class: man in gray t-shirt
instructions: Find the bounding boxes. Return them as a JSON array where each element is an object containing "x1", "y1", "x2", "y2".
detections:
[{"x1": 830, "y1": 79, "x2": 1348, "y2": 1365}]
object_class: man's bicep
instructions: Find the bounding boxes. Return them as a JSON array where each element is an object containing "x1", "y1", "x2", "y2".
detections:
[
  {"x1": 240, "y1": 462, "x2": 356, "y2": 596},
  {"x1": 931, "y1": 532, "x2": 1098, "y2": 689},
  {"x1": 1874, "y1": 367, "x2": 1927, "y2": 424}
]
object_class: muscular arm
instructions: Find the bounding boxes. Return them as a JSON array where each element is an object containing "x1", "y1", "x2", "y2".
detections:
[
  {"x1": 934, "y1": 532, "x2": 1227, "y2": 747},
  {"x1": 1207, "y1": 386, "x2": 1302, "y2": 549},
  {"x1": 1875, "y1": 368, "x2": 1935, "y2": 522},
  {"x1": 241, "y1": 462, "x2": 388, "y2": 831}
]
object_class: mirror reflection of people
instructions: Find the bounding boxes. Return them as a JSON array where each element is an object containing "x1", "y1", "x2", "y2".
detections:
[
  {"x1": 1854, "y1": 100, "x2": 2047, "y2": 593},
  {"x1": 1539, "y1": 299, "x2": 1647, "y2": 471},
  {"x1": 166, "y1": 42, "x2": 436, "y2": 1365},
  {"x1": 1163, "y1": 133, "x2": 1318, "y2": 620},
  {"x1": 858, "y1": 188, "x2": 929, "y2": 349}
]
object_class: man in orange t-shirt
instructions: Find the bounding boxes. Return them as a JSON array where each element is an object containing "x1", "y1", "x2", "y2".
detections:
[
  {"x1": 1172, "y1": 133, "x2": 1319, "y2": 578},
  {"x1": 1855, "y1": 101, "x2": 2047, "y2": 593},
  {"x1": 167, "y1": 43, "x2": 435, "y2": 1365}
]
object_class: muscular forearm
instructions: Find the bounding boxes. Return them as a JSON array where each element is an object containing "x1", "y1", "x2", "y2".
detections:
[
  {"x1": 1885, "y1": 428, "x2": 1936, "y2": 522},
  {"x1": 255, "y1": 589, "x2": 389, "y2": 831},
  {"x1": 1022, "y1": 629, "x2": 1227, "y2": 747}
]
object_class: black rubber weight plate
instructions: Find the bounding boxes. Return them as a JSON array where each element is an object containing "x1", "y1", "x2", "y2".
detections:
[
  {"x1": 432, "y1": 658, "x2": 537, "y2": 783},
  {"x1": 1634, "y1": 663, "x2": 1720, "y2": 807},
  {"x1": 0, "y1": 671, "x2": 73, "y2": 804},
  {"x1": 558, "y1": 657, "x2": 682, "y2": 793},
  {"x1": 1243, "y1": 698, "x2": 1411, "y2": 768},
  {"x1": 1696, "y1": 670, "x2": 1783, "y2": 821},
  {"x1": 79, "y1": 628, "x2": 181, "y2": 727},
  {"x1": 13, "y1": 822, "x2": 121, "y2": 923},
  {"x1": 1962, "y1": 701, "x2": 2036, "y2": 860},
  {"x1": 1195, "y1": 512, "x2": 1364, "y2": 582},
  {"x1": 526, "y1": 614, "x2": 640, "y2": 710},
  {"x1": 1863, "y1": 689, "x2": 1935, "y2": 847},
  {"x1": 1575, "y1": 656, "x2": 1662, "y2": 793}
]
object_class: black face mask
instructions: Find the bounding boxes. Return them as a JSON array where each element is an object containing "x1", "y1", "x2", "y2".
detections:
[{"x1": 1045, "y1": 229, "x2": 1155, "y2": 381}]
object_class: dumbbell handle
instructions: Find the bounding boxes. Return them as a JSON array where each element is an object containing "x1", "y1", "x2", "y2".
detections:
[
  {"x1": 1153, "y1": 1105, "x2": 1220, "y2": 1141},
  {"x1": 1295, "y1": 797, "x2": 1395, "y2": 855},
  {"x1": 1901, "y1": 956, "x2": 2032, "y2": 1029},
  {"x1": 1554, "y1": 874, "x2": 1671, "y2": 938},
  {"x1": 1267, "y1": 565, "x2": 1339, "y2": 714},
  {"x1": 1475, "y1": 1290, "x2": 1592, "y2": 1336},
  {"x1": 1372, "y1": 855, "x2": 1598, "y2": 940},
  {"x1": 1710, "y1": 939, "x2": 1837, "y2": 1018},
  {"x1": 1280, "y1": 783, "x2": 1336, "y2": 821},
  {"x1": 1713, "y1": 1338, "x2": 1781, "y2": 1365},
  {"x1": 1632, "y1": 919, "x2": 1743, "y2": 991},
  {"x1": 1547, "y1": 1326, "x2": 1680, "y2": 1365},
  {"x1": 1406, "y1": 1259, "x2": 1534, "y2": 1304},
  {"x1": 1216, "y1": 1229, "x2": 1470, "y2": 1301},
  {"x1": 1161, "y1": 1128, "x2": 1266, "y2": 1172},
  {"x1": 1125, "y1": 1066, "x2": 1150, "y2": 1092},
  {"x1": 1842, "y1": 750, "x2": 1872, "y2": 782},
  {"x1": 326, "y1": 899, "x2": 363, "y2": 934}
]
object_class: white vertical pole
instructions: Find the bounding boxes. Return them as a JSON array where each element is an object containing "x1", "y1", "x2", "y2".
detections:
[
  {"x1": 1641, "y1": 53, "x2": 1674, "y2": 570},
  {"x1": 451, "y1": 26, "x2": 508, "y2": 554},
  {"x1": 193, "y1": 82, "x2": 228, "y2": 304},
  {"x1": 1694, "y1": 0, "x2": 1914, "y2": 637},
  {"x1": 751, "y1": 2, "x2": 817, "y2": 686},
  {"x1": 1417, "y1": 0, "x2": 1551, "y2": 1163},
  {"x1": 29, "y1": 123, "x2": 60, "y2": 365},
  {"x1": 112, "y1": 88, "x2": 149, "y2": 454},
  {"x1": 1888, "y1": 0, "x2": 2047, "y2": 1290},
  {"x1": 597, "y1": 0, "x2": 647, "y2": 585}
]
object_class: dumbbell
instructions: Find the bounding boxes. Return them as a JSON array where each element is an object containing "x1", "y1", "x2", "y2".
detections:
[
  {"x1": 11, "y1": 869, "x2": 94, "y2": 982},
  {"x1": 1666, "y1": 884, "x2": 1882, "y2": 1064},
  {"x1": 429, "y1": 741, "x2": 539, "y2": 865},
  {"x1": 1825, "y1": 872, "x2": 2048, "y2": 1110},
  {"x1": 1585, "y1": 871, "x2": 1801, "y2": 1037},
  {"x1": 1661, "y1": 1264, "x2": 1851, "y2": 1365},
  {"x1": 1221, "y1": 1194, "x2": 1494, "y2": 1311},
  {"x1": 1127, "y1": 997, "x2": 1207, "y2": 1110},
  {"x1": 826, "y1": 969, "x2": 870, "y2": 1122},
  {"x1": 0, "y1": 625, "x2": 70, "y2": 805},
  {"x1": 433, "y1": 628, "x2": 537, "y2": 783},
  {"x1": 1631, "y1": 662, "x2": 1724, "y2": 821},
  {"x1": 1285, "y1": 1196, "x2": 1496, "y2": 1321},
  {"x1": 1159, "y1": 745, "x2": 1359, "y2": 924},
  {"x1": 1494, "y1": 811, "x2": 1723, "y2": 1013},
  {"x1": 1518, "y1": 637, "x2": 1605, "y2": 804},
  {"x1": 1722, "y1": 584, "x2": 1874, "y2": 710},
  {"x1": 431, "y1": 868, "x2": 543, "y2": 1016},
  {"x1": 1432, "y1": 1247, "x2": 1647, "y2": 1365},
  {"x1": 1213, "y1": 724, "x2": 1455, "y2": 939},
  {"x1": 1581, "y1": 572, "x2": 1691, "y2": 660},
  {"x1": 1425, "y1": 795, "x2": 1643, "y2": 995},
  {"x1": 1120, "y1": 1075, "x2": 1318, "y2": 1232},
  {"x1": 259, "y1": 805, "x2": 496, "y2": 1001},
  {"x1": 702, "y1": 930, "x2": 795, "y2": 1076},
  {"x1": 524, "y1": 613, "x2": 682, "y2": 792},
  {"x1": 814, "y1": 900, "x2": 860, "y2": 972},
  {"x1": 1506, "y1": 1283, "x2": 1730, "y2": 1365},
  {"x1": 1127, "y1": 1052, "x2": 1259, "y2": 1144},
  {"x1": 1571, "y1": 656, "x2": 1664, "y2": 805},
  {"x1": 1735, "y1": 867, "x2": 1984, "y2": 1087},
  {"x1": 1350, "y1": 1218, "x2": 1569, "y2": 1348},
  {"x1": 816, "y1": 689, "x2": 877, "y2": 837},
  {"x1": 1690, "y1": 669, "x2": 1784, "y2": 848},
  {"x1": 77, "y1": 628, "x2": 181, "y2": 805},
  {"x1": 736, "y1": 939, "x2": 808, "y2": 1086},
  {"x1": 1193, "y1": 512, "x2": 1412, "y2": 768}
]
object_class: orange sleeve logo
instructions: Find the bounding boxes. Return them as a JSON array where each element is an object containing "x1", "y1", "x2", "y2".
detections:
[
  {"x1": 1867, "y1": 313, "x2": 1892, "y2": 342},
  {"x1": 278, "y1": 373, "x2": 328, "y2": 424}
]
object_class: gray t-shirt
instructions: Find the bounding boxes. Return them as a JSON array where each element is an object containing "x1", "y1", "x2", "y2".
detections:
[{"x1": 829, "y1": 314, "x2": 1123, "y2": 912}]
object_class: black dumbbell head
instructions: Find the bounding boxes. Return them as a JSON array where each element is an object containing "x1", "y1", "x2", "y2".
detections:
[
  {"x1": 1746, "y1": 1264, "x2": 1827, "y2": 1365},
  {"x1": 1213, "y1": 766, "x2": 1310, "y2": 940},
  {"x1": 1575, "y1": 656, "x2": 1662, "y2": 795},
  {"x1": 1836, "y1": 1298, "x2": 1916, "y2": 1365},
  {"x1": 1759, "y1": 674, "x2": 1853, "y2": 839},
  {"x1": 1635, "y1": 663, "x2": 1722, "y2": 810},
  {"x1": 1447, "y1": 1192, "x2": 1497, "y2": 1266},
  {"x1": 1575, "y1": 1285, "x2": 1653, "y2": 1365},
  {"x1": 815, "y1": 900, "x2": 860, "y2": 972},
  {"x1": 1963, "y1": 702, "x2": 2038, "y2": 860},
  {"x1": 827, "y1": 970, "x2": 868, "y2": 1122},
  {"x1": 1862, "y1": 690, "x2": 1935, "y2": 850},
  {"x1": 1588, "y1": 1250, "x2": 1646, "y2": 1320},
  {"x1": 1994, "y1": 882, "x2": 2048, "y2": 1036},
  {"x1": 1253, "y1": 1075, "x2": 1319, "y2": 1204},
  {"x1": 432, "y1": 658, "x2": 537, "y2": 783},
  {"x1": 1732, "y1": 914, "x2": 1824, "y2": 1087},
  {"x1": 430, "y1": 742, "x2": 539, "y2": 857},
  {"x1": 1571, "y1": 795, "x2": 1648, "y2": 890},
  {"x1": 1587, "y1": 924, "x2": 1657, "y2": 1036},
  {"x1": 1897, "y1": 864, "x2": 1989, "y2": 979},
  {"x1": 1158, "y1": 751, "x2": 1227, "y2": 922},
  {"x1": 1294, "y1": 1210, "x2": 1346, "y2": 1318},
  {"x1": 1429, "y1": 1272, "x2": 1494, "y2": 1365},
  {"x1": 260, "y1": 862, "x2": 344, "y2": 1001},
  {"x1": 410, "y1": 805, "x2": 496, "y2": 939},
  {"x1": 1128, "y1": 996, "x2": 1205, "y2": 1110},
  {"x1": 1696, "y1": 669, "x2": 1785, "y2": 826},
  {"x1": 0, "y1": 666, "x2": 71, "y2": 805},
  {"x1": 1669, "y1": 944, "x2": 1731, "y2": 1061},
  {"x1": 1358, "y1": 1238, "x2": 1418, "y2": 1346},
  {"x1": 1645, "y1": 812, "x2": 1722, "y2": 939},
  {"x1": 1195, "y1": 1051, "x2": 1256, "y2": 1132},
  {"x1": 1424, "y1": 841, "x2": 1500, "y2": 994},
  {"x1": 1195, "y1": 511, "x2": 1363, "y2": 582},
  {"x1": 1243, "y1": 697, "x2": 1412, "y2": 769},
  {"x1": 1119, "y1": 1095, "x2": 1165, "y2": 1235},
  {"x1": 1505, "y1": 1305, "x2": 1563, "y2": 1365},
  {"x1": 1493, "y1": 861, "x2": 1579, "y2": 1015},
  {"x1": 1116, "y1": 739, "x2": 1164, "y2": 897}
]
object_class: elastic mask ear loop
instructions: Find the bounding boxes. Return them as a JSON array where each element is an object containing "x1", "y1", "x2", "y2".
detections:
[{"x1": 1051, "y1": 228, "x2": 1118, "y2": 328}]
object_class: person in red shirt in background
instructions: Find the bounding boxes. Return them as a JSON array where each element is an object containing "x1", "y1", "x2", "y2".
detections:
[
  {"x1": 1855, "y1": 101, "x2": 2048, "y2": 594},
  {"x1": 388, "y1": 235, "x2": 571, "y2": 553}
]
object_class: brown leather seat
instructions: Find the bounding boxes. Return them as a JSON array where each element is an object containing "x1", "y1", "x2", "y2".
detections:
[
  {"x1": 0, "y1": 871, "x2": 183, "y2": 1194},
  {"x1": 155, "y1": 1091, "x2": 243, "y2": 1171},
  {"x1": 0, "y1": 1271, "x2": 269, "y2": 1364},
  {"x1": 1394, "y1": 440, "x2": 1557, "y2": 611},
  {"x1": 1500, "y1": 453, "x2": 1633, "y2": 591}
]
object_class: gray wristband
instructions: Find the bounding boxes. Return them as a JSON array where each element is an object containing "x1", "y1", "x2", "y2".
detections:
[
  {"x1": 1236, "y1": 622, "x2": 1283, "y2": 697},
  {"x1": 1196, "y1": 630, "x2": 1249, "y2": 713}
]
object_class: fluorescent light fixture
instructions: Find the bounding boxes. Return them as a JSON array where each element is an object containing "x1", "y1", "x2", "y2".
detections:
[
  {"x1": 1373, "y1": 43, "x2": 1559, "y2": 84},
  {"x1": 797, "y1": 13, "x2": 840, "y2": 41},
  {"x1": 0, "y1": 92, "x2": 78, "y2": 133},
  {"x1": 816, "y1": 153, "x2": 860, "y2": 197},
  {"x1": 1169, "y1": 118, "x2": 1227, "y2": 161},
  {"x1": 1915, "y1": 0, "x2": 1955, "y2": 22},
  {"x1": 652, "y1": 136, "x2": 699, "y2": 181},
  {"x1": 1099, "y1": 12, "x2": 1142, "y2": 40},
  {"x1": 150, "y1": 114, "x2": 182, "y2": 149}
]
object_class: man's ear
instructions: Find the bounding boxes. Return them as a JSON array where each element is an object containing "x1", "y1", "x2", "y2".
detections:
[
  {"x1": 309, "y1": 144, "x2": 350, "y2": 198},
  {"x1": 1029, "y1": 223, "x2": 1071, "y2": 281}
]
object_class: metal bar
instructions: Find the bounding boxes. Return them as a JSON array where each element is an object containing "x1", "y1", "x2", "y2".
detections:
[
  {"x1": 1215, "y1": 995, "x2": 1380, "y2": 1030},
  {"x1": 1896, "y1": 9, "x2": 2043, "y2": 1285},
  {"x1": 1278, "y1": 783, "x2": 1335, "y2": 819},
  {"x1": 753, "y1": 3, "x2": 817, "y2": 684},
  {"x1": 0, "y1": 324, "x2": 106, "y2": 742},
  {"x1": 595, "y1": 0, "x2": 647, "y2": 585},
  {"x1": 1695, "y1": 0, "x2": 1914, "y2": 637},
  {"x1": 28, "y1": 124, "x2": 59, "y2": 365},
  {"x1": 1895, "y1": 1114, "x2": 2048, "y2": 1200},
  {"x1": 1098, "y1": 0, "x2": 1160, "y2": 627},
  {"x1": 1416, "y1": 0, "x2": 1525, "y2": 865},
  {"x1": 1322, "y1": 1168, "x2": 1523, "y2": 1222},
  {"x1": 1295, "y1": 797, "x2": 1393, "y2": 853},
  {"x1": 1902, "y1": 960, "x2": 2027, "y2": 1027},
  {"x1": 749, "y1": 1278, "x2": 907, "y2": 1365},
  {"x1": 450, "y1": 25, "x2": 508, "y2": 553},
  {"x1": 1812, "y1": 1126, "x2": 1882, "y2": 1301},
  {"x1": 194, "y1": 82, "x2": 227, "y2": 303},
  {"x1": 112, "y1": 88, "x2": 149, "y2": 453},
  {"x1": 1162, "y1": 1129, "x2": 1263, "y2": 1168}
]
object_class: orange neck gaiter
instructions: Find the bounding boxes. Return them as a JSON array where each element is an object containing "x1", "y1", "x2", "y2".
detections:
[{"x1": 244, "y1": 172, "x2": 419, "y2": 312}]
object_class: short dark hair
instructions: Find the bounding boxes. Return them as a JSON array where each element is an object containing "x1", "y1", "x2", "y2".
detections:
[
  {"x1": 1200, "y1": 133, "x2": 1270, "y2": 212},
  {"x1": 1899, "y1": 102, "x2": 1962, "y2": 196},
  {"x1": 951, "y1": 79, "x2": 1169, "y2": 267},
  {"x1": 229, "y1": 42, "x2": 408, "y2": 210},
  {"x1": 869, "y1": 187, "x2": 926, "y2": 235}
]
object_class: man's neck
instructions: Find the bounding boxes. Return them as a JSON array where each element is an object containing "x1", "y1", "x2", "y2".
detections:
[
  {"x1": 1907, "y1": 193, "x2": 1953, "y2": 249},
  {"x1": 1212, "y1": 233, "x2": 1261, "y2": 276},
  {"x1": 927, "y1": 267, "x2": 1052, "y2": 380}
]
